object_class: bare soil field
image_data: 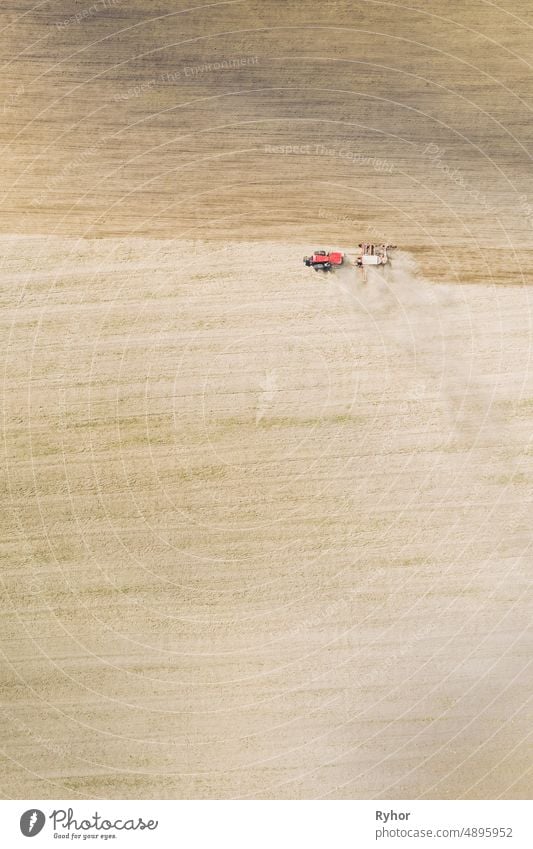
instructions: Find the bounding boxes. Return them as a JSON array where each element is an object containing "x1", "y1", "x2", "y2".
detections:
[
  {"x1": 0, "y1": 0, "x2": 532, "y2": 282},
  {"x1": 0, "y1": 1, "x2": 532, "y2": 799},
  {"x1": 2, "y1": 237, "x2": 531, "y2": 799}
]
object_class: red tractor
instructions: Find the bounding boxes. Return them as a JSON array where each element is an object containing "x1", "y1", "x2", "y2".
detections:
[{"x1": 303, "y1": 250, "x2": 344, "y2": 272}]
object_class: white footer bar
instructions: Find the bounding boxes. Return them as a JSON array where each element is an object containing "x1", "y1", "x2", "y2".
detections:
[{"x1": 2, "y1": 799, "x2": 530, "y2": 848}]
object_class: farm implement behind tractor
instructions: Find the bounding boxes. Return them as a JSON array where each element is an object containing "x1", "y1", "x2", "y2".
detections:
[{"x1": 356, "y1": 243, "x2": 396, "y2": 281}]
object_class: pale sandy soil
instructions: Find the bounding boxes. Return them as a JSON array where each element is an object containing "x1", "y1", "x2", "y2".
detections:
[{"x1": 1, "y1": 237, "x2": 531, "y2": 799}]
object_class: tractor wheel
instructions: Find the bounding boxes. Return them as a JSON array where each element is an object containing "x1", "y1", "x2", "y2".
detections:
[
  {"x1": 323, "y1": 262, "x2": 332, "y2": 270},
  {"x1": 314, "y1": 265, "x2": 322, "y2": 271}
]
